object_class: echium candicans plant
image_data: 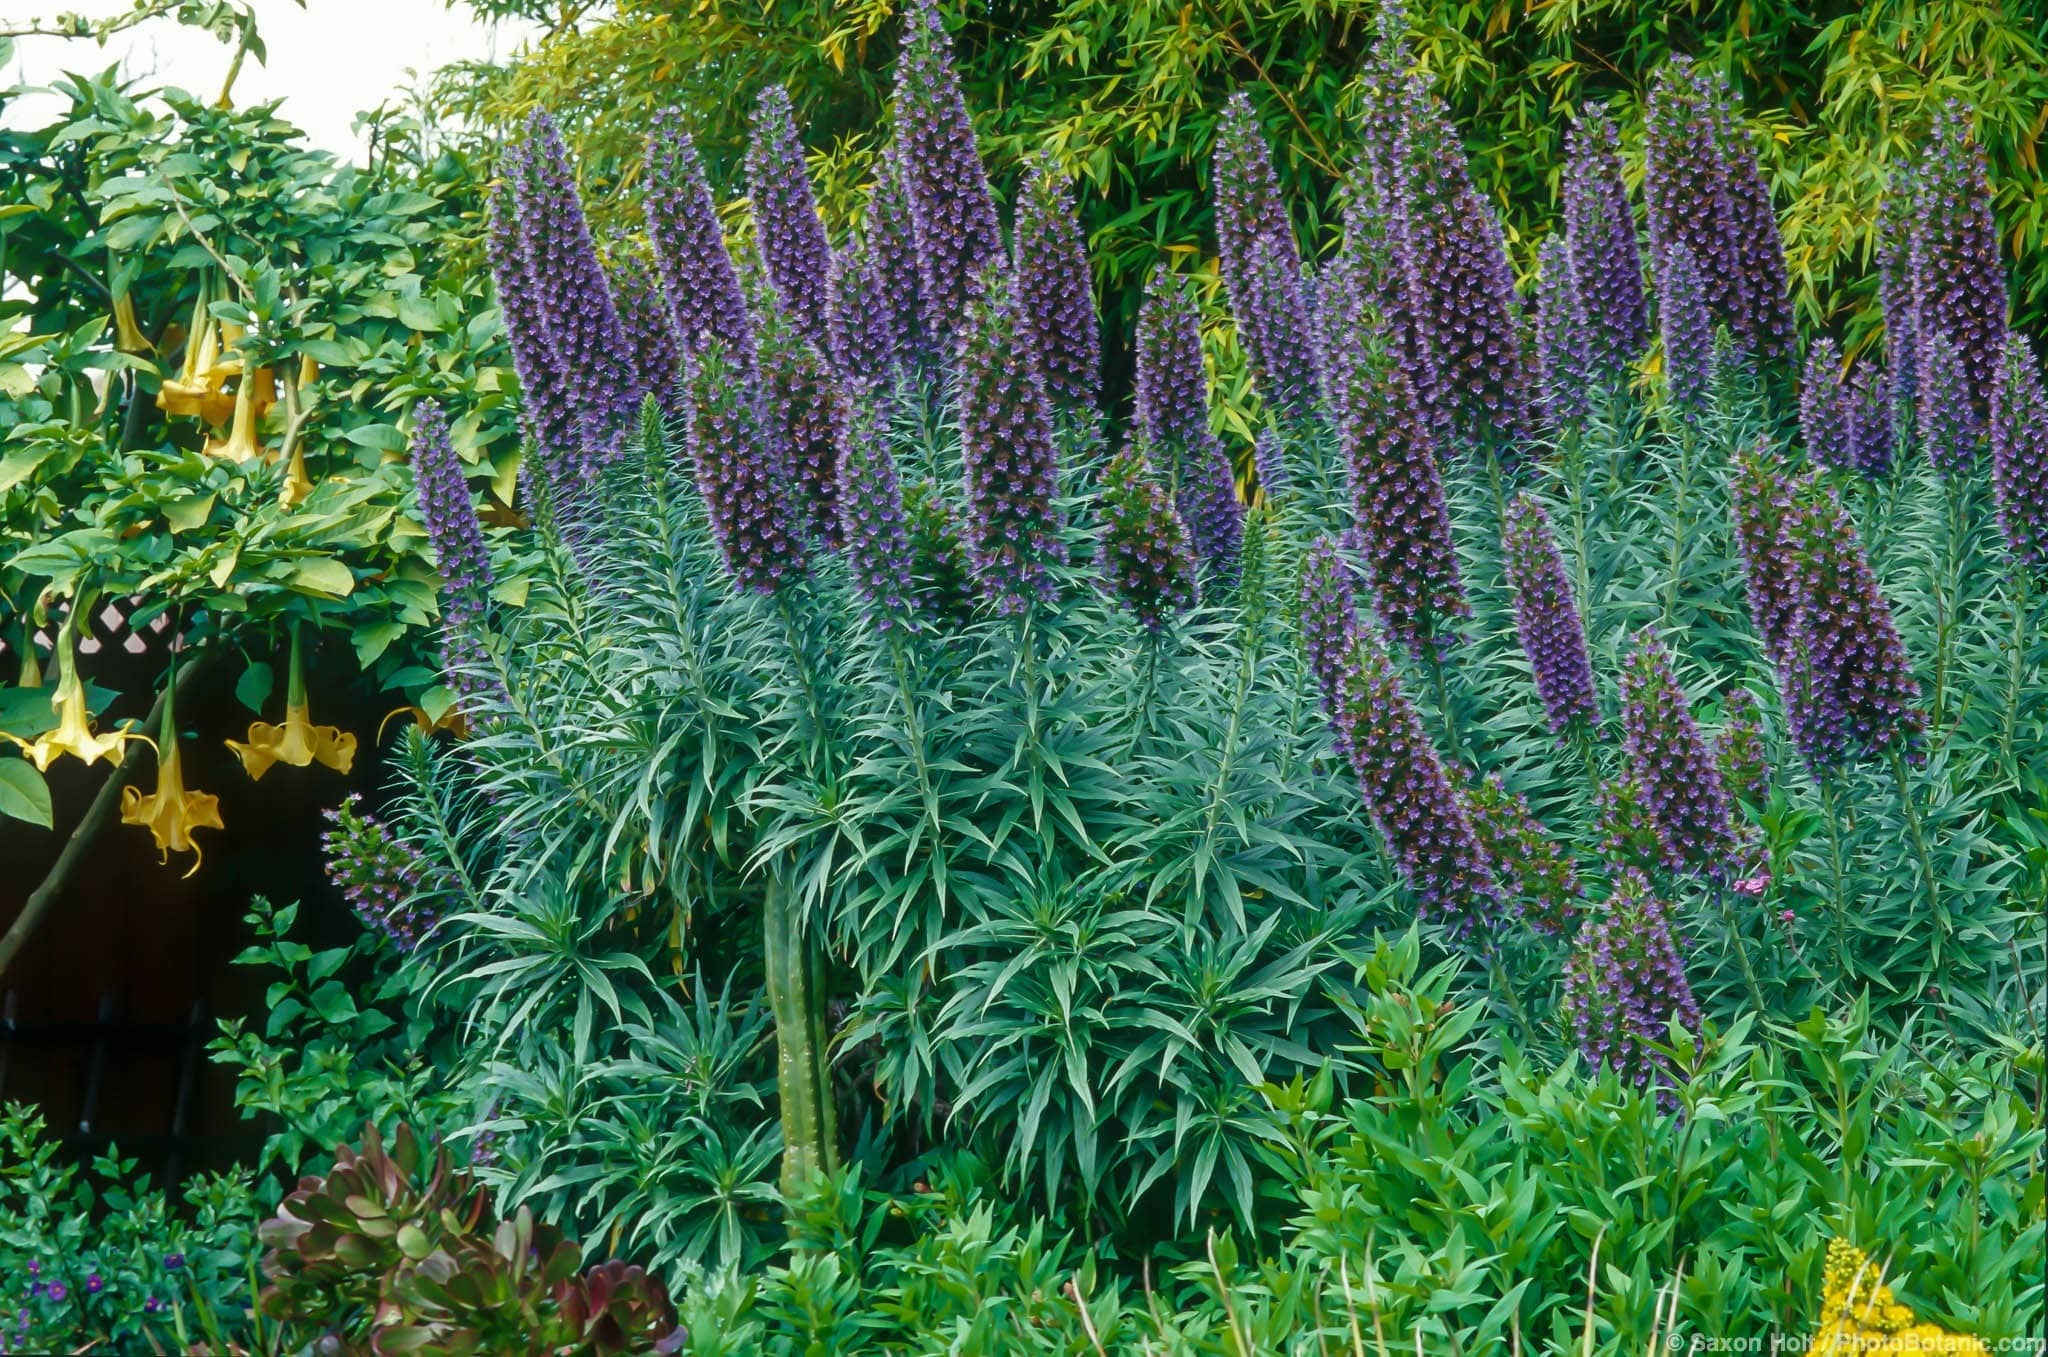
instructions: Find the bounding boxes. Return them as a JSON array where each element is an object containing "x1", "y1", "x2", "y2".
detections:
[
  {"x1": 1311, "y1": 572, "x2": 1499, "y2": 935},
  {"x1": 488, "y1": 158, "x2": 575, "y2": 493},
  {"x1": 1460, "y1": 772, "x2": 1582, "y2": 936},
  {"x1": 1298, "y1": 536, "x2": 1362, "y2": 758},
  {"x1": 1501, "y1": 494, "x2": 1598, "y2": 735},
  {"x1": 893, "y1": 0, "x2": 1002, "y2": 346},
  {"x1": 1133, "y1": 265, "x2": 1243, "y2": 571},
  {"x1": 863, "y1": 144, "x2": 926, "y2": 367},
  {"x1": 1730, "y1": 450, "x2": 1804, "y2": 658},
  {"x1": 1097, "y1": 444, "x2": 1198, "y2": 631},
  {"x1": 1845, "y1": 364, "x2": 1893, "y2": 477},
  {"x1": 759, "y1": 309, "x2": 850, "y2": 549},
  {"x1": 827, "y1": 242, "x2": 899, "y2": 388},
  {"x1": 1910, "y1": 103, "x2": 2008, "y2": 441},
  {"x1": 1993, "y1": 333, "x2": 2048, "y2": 572},
  {"x1": 1562, "y1": 105, "x2": 1648, "y2": 382},
  {"x1": 1597, "y1": 775, "x2": 1671, "y2": 880},
  {"x1": 1013, "y1": 155, "x2": 1100, "y2": 411},
  {"x1": 1878, "y1": 190, "x2": 1918, "y2": 439},
  {"x1": 1657, "y1": 243, "x2": 1714, "y2": 417},
  {"x1": 1562, "y1": 869, "x2": 1701, "y2": 1095},
  {"x1": 1619, "y1": 629, "x2": 1740, "y2": 876},
  {"x1": 1784, "y1": 483, "x2": 1924, "y2": 771},
  {"x1": 509, "y1": 111, "x2": 638, "y2": 459},
  {"x1": 1715, "y1": 687, "x2": 1772, "y2": 812},
  {"x1": 957, "y1": 265, "x2": 1064, "y2": 614},
  {"x1": 603, "y1": 242, "x2": 682, "y2": 415},
  {"x1": 1238, "y1": 230, "x2": 1322, "y2": 424},
  {"x1": 1800, "y1": 337, "x2": 1852, "y2": 472},
  {"x1": 1210, "y1": 92, "x2": 1297, "y2": 340},
  {"x1": 1536, "y1": 234, "x2": 1596, "y2": 425},
  {"x1": 410, "y1": 401, "x2": 499, "y2": 712},
  {"x1": 1918, "y1": 330, "x2": 1978, "y2": 477},
  {"x1": 837, "y1": 391, "x2": 917, "y2": 629},
  {"x1": 1333, "y1": 326, "x2": 1468, "y2": 663},
  {"x1": 323, "y1": 795, "x2": 435, "y2": 952},
  {"x1": 645, "y1": 109, "x2": 755, "y2": 371},
  {"x1": 748, "y1": 86, "x2": 834, "y2": 346},
  {"x1": 684, "y1": 339, "x2": 807, "y2": 595}
]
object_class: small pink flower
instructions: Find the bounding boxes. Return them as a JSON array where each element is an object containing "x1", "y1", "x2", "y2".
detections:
[
  {"x1": 1731, "y1": 872, "x2": 1770, "y2": 897},
  {"x1": 1778, "y1": 909, "x2": 1796, "y2": 926}
]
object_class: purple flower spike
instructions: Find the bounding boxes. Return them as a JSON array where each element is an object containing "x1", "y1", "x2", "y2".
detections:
[
  {"x1": 1461, "y1": 771, "x2": 1582, "y2": 936},
  {"x1": 1800, "y1": 337, "x2": 1852, "y2": 472},
  {"x1": 957, "y1": 266, "x2": 1064, "y2": 614},
  {"x1": 646, "y1": 110, "x2": 756, "y2": 373},
  {"x1": 1013, "y1": 155, "x2": 1101, "y2": 411},
  {"x1": 1562, "y1": 106, "x2": 1649, "y2": 382},
  {"x1": 1536, "y1": 234, "x2": 1596, "y2": 425},
  {"x1": 1236, "y1": 231, "x2": 1321, "y2": 424},
  {"x1": 894, "y1": 0, "x2": 1003, "y2": 347},
  {"x1": 487, "y1": 152, "x2": 574, "y2": 474},
  {"x1": 411, "y1": 401, "x2": 501, "y2": 713},
  {"x1": 684, "y1": 339, "x2": 807, "y2": 595},
  {"x1": 827, "y1": 242, "x2": 900, "y2": 389},
  {"x1": 1993, "y1": 333, "x2": 2048, "y2": 572},
  {"x1": 839, "y1": 390, "x2": 917, "y2": 629},
  {"x1": 1563, "y1": 869, "x2": 1700, "y2": 1096},
  {"x1": 1785, "y1": 483, "x2": 1924, "y2": 771},
  {"x1": 1134, "y1": 265, "x2": 1243, "y2": 571},
  {"x1": 1212, "y1": 92, "x2": 1297, "y2": 325},
  {"x1": 1619, "y1": 628, "x2": 1739, "y2": 876},
  {"x1": 864, "y1": 145, "x2": 927, "y2": 368},
  {"x1": 511, "y1": 111, "x2": 638, "y2": 459},
  {"x1": 1656, "y1": 242, "x2": 1714, "y2": 415},
  {"x1": 1333, "y1": 334, "x2": 1468, "y2": 663},
  {"x1": 1252, "y1": 429, "x2": 1289, "y2": 494},
  {"x1": 603, "y1": 242, "x2": 683, "y2": 415},
  {"x1": 759, "y1": 310, "x2": 851, "y2": 549},
  {"x1": 1878, "y1": 192, "x2": 1918, "y2": 442},
  {"x1": 1910, "y1": 104, "x2": 2008, "y2": 441},
  {"x1": 1846, "y1": 363, "x2": 1894, "y2": 478},
  {"x1": 1099, "y1": 444, "x2": 1199, "y2": 631},
  {"x1": 748, "y1": 86, "x2": 834, "y2": 346},
  {"x1": 1715, "y1": 687, "x2": 1772, "y2": 810},
  {"x1": 323, "y1": 794, "x2": 438, "y2": 951},
  {"x1": 1299, "y1": 535, "x2": 1363, "y2": 756},
  {"x1": 1918, "y1": 329, "x2": 1978, "y2": 477},
  {"x1": 1502, "y1": 494, "x2": 1598, "y2": 735},
  {"x1": 1730, "y1": 451, "x2": 1805, "y2": 659}
]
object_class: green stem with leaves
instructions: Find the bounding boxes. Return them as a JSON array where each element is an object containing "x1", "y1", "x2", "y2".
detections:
[
  {"x1": 2001, "y1": 567, "x2": 2032, "y2": 777},
  {"x1": 761, "y1": 861, "x2": 838, "y2": 1199},
  {"x1": 1888, "y1": 749, "x2": 1941, "y2": 924},
  {"x1": 1819, "y1": 772, "x2": 1852, "y2": 977}
]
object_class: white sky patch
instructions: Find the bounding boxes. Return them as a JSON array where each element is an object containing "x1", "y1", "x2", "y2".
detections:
[{"x1": 1, "y1": 0, "x2": 541, "y2": 161}]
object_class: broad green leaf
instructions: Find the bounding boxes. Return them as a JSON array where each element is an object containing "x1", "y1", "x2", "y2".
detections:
[{"x1": 0, "y1": 759, "x2": 52, "y2": 829}]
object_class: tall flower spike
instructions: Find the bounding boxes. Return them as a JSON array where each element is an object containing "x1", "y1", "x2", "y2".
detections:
[
  {"x1": 838, "y1": 390, "x2": 918, "y2": 629},
  {"x1": 1236, "y1": 231, "x2": 1321, "y2": 424},
  {"x1": 487, "y1": 152, "x2": 575, "y2": 475},
  {"x1": 1718, "y1": 103, "x2": 1795, "y2": 368},
  {"x1": 1786, "y1": 483, "x2": 1924, "y2": 771},
  {"x1": 1343, "y1": 157, "x2": 1444, "y2": 435},
  {"x1": 1133, "y1": 265, "x2": 1243, "y2": 571},
  {"x1": 1461, "y1": 771, "x2": 1582, "y2": 936},
  {"x1": 894, "y1": 0, "x2": 1003, "y2": 346},
  {"x1": 1619, "y1": 629, "x2": 1739, "y2": 876},
  {"x1": 957, "y1": 265, "x2": 1064, "y2": 614},
  {"x1": 323, "y1": 794, "x2": 435, "y2": 952},
  {"x1": 1562, "y1": 869, "x2": 1700, "y2": 1095},
  {"x1": 1846, "y1": 363, "x2": 1894, "y2": 478},
  {"x1": 1596, "y1": 775, "x2": 1671, "y2": 879},
  {"x1": 1910, "y1": 104, "x2": 2008, "y2": 440},
  {"x1": 1715, "y1": 687, "x2": 1772, "y2": 811},
  {"x1": 1993, "y1": 332, "x2": 2048, "y2": 573},
  {"x1": 511, "y1": 111, "x2": 638, "y2": 459},
  {"x1": 827, "y1": 241, "x2": 900, "y2": 389},
  {"x1": 1502, "y1": 494, "x2": 1598, "y2": 734},
  {"x1": 1800, "y1": 338, "x2": 1852, "y2": 472},
  {"x1": 410, "y1": 402, "x2": 493, "y2": 633},
  {"x1": 684, "y1": 338, "x2": 807, "y2": 594},
  {"x1": 645, "y1": 109, "x2": 756, "y2": 372},
  {"x1": 1878, "y1": 187, "x2": 1918, "y2": 448},
  {"x1": 1657, "y1": 242, "x2": 1714, "y2": 416},
  {"x1": 1252, "y1": 429, "x2": 1289, "y2": 494},
  {"x1": 1013, "y1": 155, "x2": 1101, "y2": 411},
  {"x1": 864, "y1": 144, "x2": 927, "y2": 367},
  {"x1": 1730, "y1": 451, "x2": 1805, "y2": 659},
  {"x1": 1328, "y1": 622, "x2": 1500, "y2": 936},
  {"x1": 1211, "y1": 92, "x2": 1297, "y2": 329},
  {"x1": 903, "y1": 480, "x2": 976, "y2": 623},
  {"x1": 1099, "y1": 444, "x2": 1198, "y2": 631},
  {"x1": 1918, "y1": 330, "x2": 1977, "y2": 478},
  {"x1": 759, "y1": 309, "x2": 851, "y2": 549},
  {"x1": 748, "y1": 86, "x2": 834, "y2": 345},
  {"x1": 1299, "y1": 535, "x2": 1363, "y2": 757},
  {"x1": 603, "y1": 242, "x2": 683, "y2": 415},
  {"x1": 1562, "y1": 106, "x2": 1649, "y2": 382},
  {"x1": 1334, "y1": 332, "x2": 1468, "y2": 663},
  {"x1": 1536, "y1": 234, "x2": 1596, "y2": 425}
]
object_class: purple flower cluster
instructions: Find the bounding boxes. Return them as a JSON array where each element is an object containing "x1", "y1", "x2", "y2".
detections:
[
  {"x1": 748, "y1": 86, "x2": 834, "y2": 346},
  {"x1": 1562, "y1": 869, "x2": 1700, "y2": 1095},
  {"x1": 645, "y1": 110, "x2": 756, "y2": 373},
  {"x1": 1800, "y1": 338, "x2": 1852, "y2": 472},
  {"x1": 759, "y1": 311, "x2": 850, "y2": 549},
  {"x1": 1098, "y1": 444, "x2": 1198, "y2": 631},
  {"x1": 1619, "y1": 629, "x2": 1739, "y2": 875},
  {"x1": 603, "y1": 241, "x2": 682, "y2": 415},
  {"x1": 1562, "y1": 106, "x2": 1649, "y2": 382},
  {"x1": 1502, "y1": 494, "x2": 1598, "y2": 734},
  {"x1": 1133, "y1": 266, "x2": 1243, "y2": 571},
  {"x1": 1918, "y1": 329, "x2": 1978, "y2": 477},
  {"x1": 1993, "y1": 333, "x2": 2048, "y2": 571},
  {"x1": 1536, "y1": 234, "x2": 1596, "y2": 425},
  {"x1": 894, "y1": 0, "x2": 1003, "y2": 347},
  {"x1": 1252, "y1": 429, "x2": 1289, "y2": 494},
  {"x1": 411, "y1": 402, "x2": 502, "y2": 712},
  {"x1": 684, "y1": 339, "x2": 807, "y2": 594},
  {"x1": 864, "y1": 145, "x2": 927, "y2": 369},
  {"x1": 1461, "y1": 771, "x2": 1582, "y2": 936},
  {"x1": 1332, "y1": 334, "x2": 1469, "y2": 663},
  {"x1": 1784, "y1": 483, "x2": 1924, "y2": 770},
  {"x1": 1715, "y1": 687, "x2": 1772, "y2": 810},
  {"x1": 323, "y1": 794, "x2": 436, "y2": 951},
  {"x1": 1909, "y1": 104, "x2": 2008, "y2": 446},
  {"x1": 1643, "y1": 58, "x2": 1793, "y2": 366},
  {"x1": 1730, "y1": 451, "x2": 1805, "y2": 657},
  {"x1": 1656, "y1": 242, "x2": 1715, "y2": 415},
  {"x1": 838, "y1": 391, "x2": 917, "y2": 629},
  {"x1": 827, "y1": 241, "x2": 900, "y2": 389},
  {"x1": 1299, "y1": 536, "x2": 1362, "y2": 757},
  {"x1": 1238, "y1": 231, "x2": 1322, "y2": 424},
  {"x1": 957, "y1": 266, "x2": 1065, "y2": 614},
  {"x1": 1845, "y1": 362, "x2": 1894, "y2": 477},
  {"x1": 1013, "y1": 155, "x2": 1101, "y2": 410},
  {"x1": 1211, "y1": 91, "x2": 1298, "y2": 326},
  {"x1": 1596, "y1": 774, "x2": 1672, "y2": 879},
  {"x1": 487, "y1": 158, "x2": 575, "y2": 470},
  {"x1": 1878, "y1": 194, "x2": 1918, "y2": 441}
]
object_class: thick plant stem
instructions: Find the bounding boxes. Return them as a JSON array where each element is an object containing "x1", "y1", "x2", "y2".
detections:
[
  {"x1": 762, "y1": 863, "x2": 838, "y2": 1199},
  {"x1": 1427, "y1": 651, "x2": 1465, "y2": 763},
  {"x1": 1888, "y1": 750, "x2": 1941, "y2": 924}
]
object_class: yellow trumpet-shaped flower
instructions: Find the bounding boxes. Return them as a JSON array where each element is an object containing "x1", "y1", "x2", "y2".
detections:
[
  {"x1": 278, "y1": 443, "x2": 314, "y2": 509},
  {"x1": 0, "y1": 619, "x2": 150, "y2": 771},
  {"x1": 120, "y1": 685, "x2": 221, "y2": 877},
  {"x1": 113, "y1": 291, "x2": 151, "y2": 355},
  {"x1": 200, "y1": 373, "x2": 271, "y2": 463},
  {"x1": 225, "y1": 630, "x2": 356, "y2": 780},
  {"x1": 1811, "y1": 1240, "x2": 1988, "y2": 1357}
]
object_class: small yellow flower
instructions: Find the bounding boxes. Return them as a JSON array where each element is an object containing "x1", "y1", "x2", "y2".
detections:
[
  {"x1": 0, "y1": 620, "x2": 150, "y2": 772},
  {"x1": 226, "y1": 629, "x2": 356, "y2": 780},
  {"x1": 1811, "y1": 1240, "x2": 1988, "y2": 1357},
  {"x1": 120, "y1": 687, "x2": 222, "y2": 877}
]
